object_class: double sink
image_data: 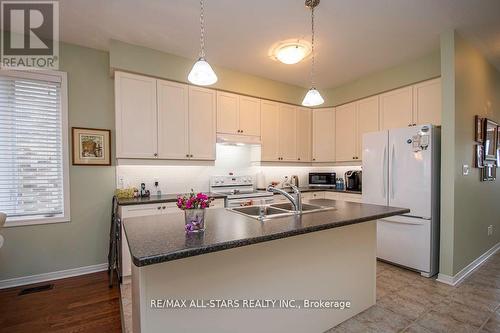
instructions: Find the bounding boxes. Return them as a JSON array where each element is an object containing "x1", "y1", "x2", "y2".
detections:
[{"x1": 229, "y1": 202, "x2": 335, "y2": 220}]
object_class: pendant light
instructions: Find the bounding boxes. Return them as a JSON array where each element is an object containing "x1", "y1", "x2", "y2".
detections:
[
  {"x1": 302, "y1": 0, "x2": 324, "y2": 107},
  {"x1": 188, "y1": 0, "x2": 218, "y2": 86}
]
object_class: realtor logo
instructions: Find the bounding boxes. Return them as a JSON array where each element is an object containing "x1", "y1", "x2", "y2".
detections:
[{"x1": 1, "y1": 1, "x2": 59, "y2": 69}]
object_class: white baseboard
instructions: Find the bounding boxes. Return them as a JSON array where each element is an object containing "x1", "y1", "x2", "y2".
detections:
[
  {"x1": 437, "y1": 242, "x2": 500, "y2": 286},
  {"x1": 0, "y1": 263, "x2": 108, "y2": 289}
]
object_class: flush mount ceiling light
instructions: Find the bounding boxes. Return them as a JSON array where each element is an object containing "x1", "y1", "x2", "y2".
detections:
[
  {"x1": 271, "y1": 39, "x2": 311, "y2": 65},
  {"x1": 188, "y1": 0, "x2": 218, "y2": 86},
  {"x1": 302, "y1": 0, "x2": 325, "y2": 107}
]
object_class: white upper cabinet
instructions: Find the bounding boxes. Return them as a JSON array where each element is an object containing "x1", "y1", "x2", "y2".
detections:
[
  {"x1": 115, "y1": 72, "x2": 157, "y2": 158},
  {"x1": 335, "y1": 102, "x2": 357, "y2": 162},
  {"x1": 216, "y1": 92, "x2": 261, "y2": 136},
  {"x1": 157, "y1": 80, "x2": 189, "y2": 159},
  {"x1": 278, "y1": 104, "x2": 297, "y2": 161},
  {"x1": 238, "y1": 96, "x2": 261, "y2": 136},
  {"x1": 115, "y1": 72, "x2": 216, "y2": 161},
  {"x1": 296, "y1": 107, "x2": 312, "y2": 162},
  {"x1": 380, "y1": 86, "x2": 413, "y2": 130},
  {"x1": 312, "y1": 108, "x2": 335, "y2": 162},
  {"x1": 413, "y1": 78, "x2": 441, "y2": 126},
  {"x1": 216, "y1": 91, "x2": 239, "y2": 134},
  {"x1": 188, "y1": 86, "x2": 216, "y2": 160},
  {"x1": 356, "y1": 96, "x2": 380, "y2": 159},
  {"x1": 260, "y1": 100, "x2": 280, "y2": 161}
]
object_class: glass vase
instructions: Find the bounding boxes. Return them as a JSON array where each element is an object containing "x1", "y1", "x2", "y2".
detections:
[{"x1": 184, "y1": 208, "x2": 205, "y2": 232}]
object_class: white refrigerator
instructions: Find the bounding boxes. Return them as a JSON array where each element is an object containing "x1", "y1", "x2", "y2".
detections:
[{"x1": 362, "y1": 125, "x2": 440, "y2": 277}]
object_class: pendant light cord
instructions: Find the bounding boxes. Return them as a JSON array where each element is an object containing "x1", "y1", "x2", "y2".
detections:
[
  {"x1": 310, "y1": 5, "x2": 315, "y2": 88},
  {"x1": 199, "y1": 0, "x2": 206, "y2": 59}
]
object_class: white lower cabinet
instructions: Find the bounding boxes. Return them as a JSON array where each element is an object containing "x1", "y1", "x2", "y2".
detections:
[
  {"x1": 324, "y1": 192, "x2": 362, "y2": 202},
  {"x1": 119, "y1": 198, "x2": 224, "y2": 278}
]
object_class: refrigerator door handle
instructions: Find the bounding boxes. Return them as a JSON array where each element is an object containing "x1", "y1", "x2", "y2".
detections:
[
  {"x1": 390, "y1": 144, "x2": 395, "y2": 199},
  {"x1": 382, "y1": 146, "x2": 387, "y2": 198}
]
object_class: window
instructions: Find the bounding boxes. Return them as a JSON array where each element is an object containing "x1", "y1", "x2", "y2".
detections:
[{"x1": 0, "y1": 70, "x2": 69, "y2": 227}]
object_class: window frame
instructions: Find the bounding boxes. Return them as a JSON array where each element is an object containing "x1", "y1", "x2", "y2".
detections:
[{"x1": 1, "y1": 69, "x2": 70, "y2": 227}]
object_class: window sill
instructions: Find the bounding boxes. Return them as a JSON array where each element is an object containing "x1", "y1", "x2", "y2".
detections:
[{"x1": 4, "y1": 216, "x2": 71, "y2": 228}]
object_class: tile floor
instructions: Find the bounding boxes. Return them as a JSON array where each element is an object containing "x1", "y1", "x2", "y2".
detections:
[
  {"x1": 328, "y1": 253, "x2": 500, "y2": 333},
  {"x1": 120, "y1": 253, "x2": 500, "y2": 333}
]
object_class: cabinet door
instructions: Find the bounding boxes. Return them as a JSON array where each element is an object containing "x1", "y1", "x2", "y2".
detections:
[
  {"x1": 260, "y1": 101, "x2": 280, "y2": 161},
  {"x1": 413, "y1": 78, "x2": 441, "y2": 126},
  {"x1": 115, "y1": 72, "x2": 157, "y2": 158},
  {"x1": 312, "y1": 108, "x2": 335, "y2": 162},
  {"x1": 216, "y1": 91, "x2": 239, "y2": 134},
  {"x1": 239, "y1": 96, "x2": 261, "y2": 136},
  {"x1": 335, "y1": 102, "x2": 357, "y2": 162},
  {"x1": 380, "y1": 86, "x2": 413, "y2": 130},
  {"x1": 357, "y1": 96, "x2": 380, "y2": 159},
  {"x1": 278, "y1": 104, "x2": 297, "y2": 161},
  {"x1": 188, "y1": 86, "x2": 216, "y2": 160},
  {"x1": 157, "y1": 80, "x2": 189, "y2": 159},
  {"x1": 296, "y1": 107, "x2": 312, "y2": 162}
]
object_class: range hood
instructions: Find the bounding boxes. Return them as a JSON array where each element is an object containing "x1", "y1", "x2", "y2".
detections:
[{"x1": 216, "y1": 133, "x2": 261, "y2": 145}]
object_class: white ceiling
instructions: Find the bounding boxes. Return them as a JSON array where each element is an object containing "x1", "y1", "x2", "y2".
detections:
[{"x1": 59, "y1": 0, "x2": 500, "y2": 88}]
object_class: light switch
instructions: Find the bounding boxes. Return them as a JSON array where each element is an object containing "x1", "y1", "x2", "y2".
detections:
[{"x1": 463, "y1": 164, "x2": 470, "y2": 176}]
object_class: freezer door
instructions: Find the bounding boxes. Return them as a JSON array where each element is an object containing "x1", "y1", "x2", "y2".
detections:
[
  {"x1": 388, "y1": 126, "x2": 433, "y2": 218},
  {"x1": 377, "y1": 216, "x2": 431, "y2": 273},
  {"x1": 362, "y1": 131, "x2": 389, "y2": 206}
]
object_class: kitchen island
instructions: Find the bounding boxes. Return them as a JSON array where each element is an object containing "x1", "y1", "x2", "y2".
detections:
[{"x1": 124, "y1": 199, "x2": 408, "y2": 333}]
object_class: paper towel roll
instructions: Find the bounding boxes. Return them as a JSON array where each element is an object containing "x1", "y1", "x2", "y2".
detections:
[{"x1": 256, "y1": 171, "x2": 266, "y2": 189}]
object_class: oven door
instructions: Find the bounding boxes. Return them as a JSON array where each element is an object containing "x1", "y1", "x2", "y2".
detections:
[{"x1": 226, "y1": 197, "x2": 274, "y2": 208}]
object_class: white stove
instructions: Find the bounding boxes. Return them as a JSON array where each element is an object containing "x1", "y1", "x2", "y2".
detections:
[{"x1": 210, "y1": 175, "x2": 273, "y2": 207}]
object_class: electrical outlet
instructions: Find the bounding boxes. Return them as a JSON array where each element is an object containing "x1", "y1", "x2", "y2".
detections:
[
  {"x1": 488, "y1": 225, "x2": 494, "y2": 236},
  {"x1": 462, "y1": 164, "x2": 470, "y2": 176}
]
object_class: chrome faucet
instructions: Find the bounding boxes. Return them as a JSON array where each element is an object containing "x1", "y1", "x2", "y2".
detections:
[{"x1": 266, "y1": 183, "x2": 302, "y2": 213}]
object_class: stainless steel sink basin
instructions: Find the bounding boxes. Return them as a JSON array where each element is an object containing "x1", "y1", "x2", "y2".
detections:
[
  {"x1": 229, "y1": 202, "x2": 335, "y2": 220},
  {"x1": 230, "y1": 205, "x2": 293, "y2": 219},
  {"x1": 270, "y1": 203, "x2": 323, "y2": 212}
]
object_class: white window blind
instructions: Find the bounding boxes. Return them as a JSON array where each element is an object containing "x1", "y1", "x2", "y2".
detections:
[{"x1": 0, "y1": 72, "x2": 68, "y2": 223}]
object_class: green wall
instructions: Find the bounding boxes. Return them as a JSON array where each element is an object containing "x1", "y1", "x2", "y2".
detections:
[
  {"x1": 323, "y1": 50, "x2": 441, "y2": 106},
  {"x1": 440, "y1": 31, "x2": 500, "y2": 276},
  {"x1": 0, "y1": 43, "x2": 115, "y2": 280},
  {"x1": 109, "y1": 40, "x2": 308, "y2": 105}
]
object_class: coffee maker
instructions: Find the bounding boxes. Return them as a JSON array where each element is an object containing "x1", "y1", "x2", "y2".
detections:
[{"x1": 344, "y1": 170, "x2": 362, "y2": 191}]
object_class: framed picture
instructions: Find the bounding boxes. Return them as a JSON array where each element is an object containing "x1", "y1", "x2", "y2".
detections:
[
  {"x1": 475, "y1": 144, "x2": 484, "y2": 168},
  {"x1": 475, "y1": 115, "x2": 484, "y2": 143},
  {"x1": 482, "y1": 163, "x2": 496, "y2": 181},
  {"x1": 484, "y1": 119, "x2": 498, "y2": 161},
  {"x1": 72, "y1": 127, "x2": 111, "y2": 166}
]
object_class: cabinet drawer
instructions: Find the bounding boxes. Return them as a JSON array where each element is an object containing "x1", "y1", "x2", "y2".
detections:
[
  {"x1": 208, "y1": 198, "x2": 225, "y2": 208},
  {"x1": 336, "y1": 193, "x2": 362, "y2": 203},
  {"x1": 324, "y1": 192, "x2": 338, "y2": 200}
]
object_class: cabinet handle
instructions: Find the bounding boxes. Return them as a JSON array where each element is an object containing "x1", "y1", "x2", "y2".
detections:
[
  {"x1": 313, "y1": 158, "x2": 316, "y2": 161},
  {"x1": 413, "y1": 123, "x2": 416, "y2": 126},
  {"x1": 162, "y1": 206, "x2": 166, "y2": 209},
  {"x1": 186, "y1": 154, "x2": 189, "y2": 157},
  {"x1": 157, "y1": 206, "x2": 161, "y2": 210},
  {"x1": 154, "y1": 153, "x2": 158, "y2": 157},
  {"x1": 298, "y1": 158, "x2": 301, "y2": 161},
  {"x1": 241, "y1": 130, "x2": 243, "y2": 133},
  {"x1": 190, "y1": 154, "x2": 194, "y2": 158}
]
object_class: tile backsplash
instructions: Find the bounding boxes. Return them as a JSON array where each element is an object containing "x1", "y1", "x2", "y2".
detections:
[{"x1": 116, "y1": 145, "x2": 361, "y2": 194}]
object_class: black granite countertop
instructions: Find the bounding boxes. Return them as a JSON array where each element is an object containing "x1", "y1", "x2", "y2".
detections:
[
  {"x1": 116, "y1": 192, "x2": 227, "y2": 206},
  {"x1": 123, "y1": 199, "x2": 408, "y2": 267},
  {"x1": 117, "y1": 187, "x2": 360, "y2": 206},
  {"x1": 261, "y1": 187, "x2": 362, "y2": 195}
]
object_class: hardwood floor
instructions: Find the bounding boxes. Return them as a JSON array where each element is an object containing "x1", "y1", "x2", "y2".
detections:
[{"x1": 0, "y1": 271, "x2": 121, "y2": 333}]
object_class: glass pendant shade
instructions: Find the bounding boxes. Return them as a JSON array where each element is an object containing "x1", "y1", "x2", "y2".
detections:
[
  {"x1": 302, "y1": 87, "x2": 324, "y2": 107},
  {"x1": 188, "y1": 57, "x2": 218, "y2": 86},
  {"x1": 276, "y1": 44, "x2": 308, "y2": 64}
]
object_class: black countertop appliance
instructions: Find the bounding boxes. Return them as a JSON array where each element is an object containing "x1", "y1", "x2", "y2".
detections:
[{"x1": 345, "y1": 170, "x2": 362, "y2": 191}]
